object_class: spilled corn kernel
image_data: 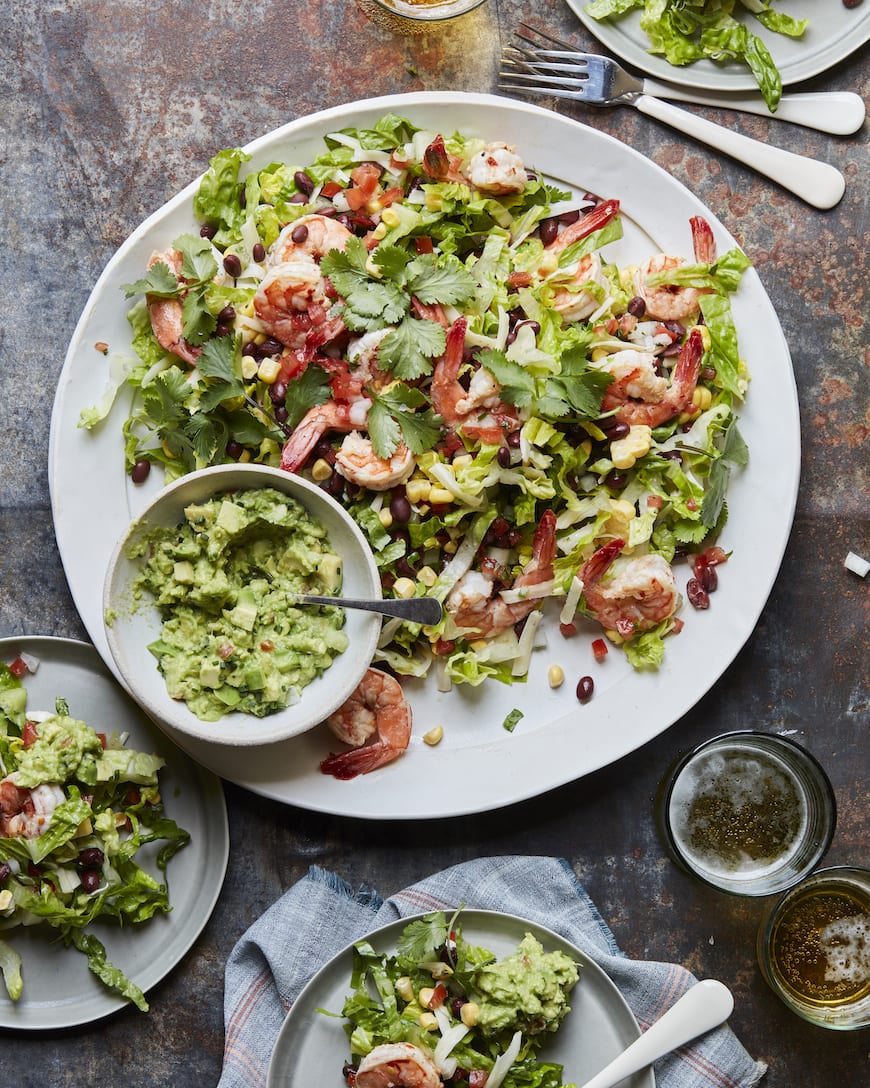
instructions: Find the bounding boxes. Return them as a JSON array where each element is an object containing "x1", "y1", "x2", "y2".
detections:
[
  {"x1": 548, "y1": 664, "x2": 565, "y2": 689},
  {"x1": 423, "y1": 725, "x2": 443, "y2": 746}
]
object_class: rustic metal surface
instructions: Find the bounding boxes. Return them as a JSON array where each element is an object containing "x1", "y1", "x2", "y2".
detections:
[{"x1": 1, "y1": 0, "x2": 867, "y2": 1084}]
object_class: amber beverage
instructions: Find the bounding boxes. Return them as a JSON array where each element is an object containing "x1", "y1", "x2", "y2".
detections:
[{"x1": 758, "y1": 867, "x2": 870, "y2": 1029}]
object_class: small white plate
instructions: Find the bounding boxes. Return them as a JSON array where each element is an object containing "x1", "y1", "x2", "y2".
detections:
[
  {"x1": 569, "y1": 0, "x2": 870, "y2": 91},
  {"x1": 267, "y1": 909, "x2": 653, "y2": 1088},
  {"x1": 0, "y1": 636, "x2": 229, "y2": 1029}
]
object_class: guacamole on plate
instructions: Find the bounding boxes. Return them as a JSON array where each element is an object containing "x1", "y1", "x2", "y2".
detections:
[{"x1": 128, "y1": 486, "x2": 349, "y2": 721}]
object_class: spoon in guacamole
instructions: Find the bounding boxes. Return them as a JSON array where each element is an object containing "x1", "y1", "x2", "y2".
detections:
[{"x1": 293, "y1": 593, "x2": 443, "y2": 626}]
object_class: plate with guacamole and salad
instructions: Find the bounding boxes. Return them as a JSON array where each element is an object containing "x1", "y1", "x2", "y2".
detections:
[
  {"x1": 570, "y1": 0, "x2": 870, "y2": 110},
  {"x1": 50, "y1": 92, "x2": 799, "y2": 819},
  {"x1": 266, "y1": 909, "x2": 653, "y2": 1088},
  {"x1": 0, "y1": 637, "x2": 229, "y2": 1029}
]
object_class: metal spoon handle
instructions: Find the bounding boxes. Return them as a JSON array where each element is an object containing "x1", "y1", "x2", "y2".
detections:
[
  {"x1": 294, "y1": 594, "x2": 443, "y2": 625},
  {"x1": 582, "y1": 979, "x2": 734, "y2": 1088}
]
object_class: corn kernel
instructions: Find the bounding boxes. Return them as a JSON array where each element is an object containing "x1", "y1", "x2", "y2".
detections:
[
  {"x1": 418, "y1": 565, "x2": 437, "y2": 588},
  {"x1": 470, "y1": 639, "x2": 488, "y2": 652},
  {"x1": 365, "y1": 196, "x2": 383, "y2": 215},
  {"x1": 365, "y1": 253, "x2": 383, "y2": 279},
  {"x1": 429, "y1": 962, "x2": 454, "y2": 980},
  {"x1": 396, "y1": 976, "x2": 415, "y2": 1002},
  {"x1": 452, "y1": 454, "x2": 473, "y2": 472},
  {"x1": 254, "y1": 332, "x2": 267, "y2": 345},
  {"x1": 692, "y1": 386, "x2": 713, "y2": 411},
  {"x1": 310, "y1": 458, "x2": 333, "y2": 482},
  {"x1": 548, "y1": 664, "x2": 564, "y2": 689},
  {"x1": 0, "y1": 890, "x2": 12, "y2": 912},
  {"x1": 241, "y1": 354, "x2": 259, "y2": 379},
  {"x1": 161, "y1": 440, "x2": 175, "y2": 459},
  {"x1": 377, "y1": 507, "x2": 394, "y2": 529},
  {"x1": 393, "y1": 577, "x2": 416, "y2": 599},
  {"x1": 238, "y1": 449, "x2": 251, "y2": 463},
  {"x1": 381, "y1": 207, "x2": 401, "y2": 228},
  {"x1": 443, "y1": 540, "x2": 458, "y2": 555},
  {"x1": 371, "y1": 222, "x2": 388, "y2": 240},
  {"x1": 428, "y1": 486, "x2": 454, "y2": 505},
  {"x1": 423, "y1": 725, "x2": 443, "y2": 746},
  {"x1": 610, "y1": 424, "x2": 652, "y2": 470},
  {"x1": 418, "y1": 986, "x2": 435, "y2": 1009},
  {"x1": 419, "y1": 1012, "x2": 438, "y2": 1031},
  {"x1": 591, "y1": 347, "x2": 609, "y2": 362},
  {"x1": 539, "y1": 251, "x2": 559, "y2": 275},
  {"x1": 405, "y1": 478, "x2": 431, "y2": 504},
  {"x1": 605, "y1": 498, "x2": 636, "y2": 540},
  {"x1": 258, "y1": 358, "x2": 281, "y2": 384},
  {"x1": 75, "y1": 818, "x2": 93, "y2": 838},
  {"x1": 460, "y1": 1002, "x2": 480, "y2": 1028}
]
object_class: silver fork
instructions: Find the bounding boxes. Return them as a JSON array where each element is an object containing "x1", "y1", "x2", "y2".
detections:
[{"x1": 499, "y1": 30, "x2": 846, "y2": 209}]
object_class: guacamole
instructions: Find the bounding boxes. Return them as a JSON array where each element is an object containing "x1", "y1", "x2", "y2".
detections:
[
  {"x1": 129, "y1": 486, "x2": 349, "y2": 721},
  {"x1": 472, "y1": 932, "x2": 580, "y2": 1036}
]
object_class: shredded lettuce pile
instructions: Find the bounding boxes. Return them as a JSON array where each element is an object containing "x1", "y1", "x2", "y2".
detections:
[{"x1": 584, "y1": 0, "x2": 809, "y2": 111}]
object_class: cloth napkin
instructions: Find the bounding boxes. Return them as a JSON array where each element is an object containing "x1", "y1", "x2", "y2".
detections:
[{"x1": 218, "y1": 855, "x2": 767, "y2": 1088}]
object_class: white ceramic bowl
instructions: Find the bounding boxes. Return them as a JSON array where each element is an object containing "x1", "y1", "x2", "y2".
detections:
[{"x1": 103, "y1": 464, "x2": 381, "y2": 747}]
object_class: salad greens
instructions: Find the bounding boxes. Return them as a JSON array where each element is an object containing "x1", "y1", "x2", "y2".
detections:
[
  {"x1": 334, "y1": 911, "x2": 580, "y2": 1087},
  {"x1": 584, "y1": 0, "x2": 809, "y2": 111},
  {"x1": 0, "y1": 658, "x2": 190, "y2": 1010},
  {"x1": 82, "y1": 111, "x2": 752, "y2": 684}
]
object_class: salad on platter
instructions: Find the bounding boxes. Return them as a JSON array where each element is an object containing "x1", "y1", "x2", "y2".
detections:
[
  {"x1": 0, "y1": 654, "x2": 190, "y2": 1010},
  {"x1": 583, "y1": 0, "x2": 808, "y2": 111},
  {"x1": 332, "y1": 910, "x2": 581, "y2": 1087},
  {"x1": 82, "y1": 111, "x2": 751, "y2": 696}
]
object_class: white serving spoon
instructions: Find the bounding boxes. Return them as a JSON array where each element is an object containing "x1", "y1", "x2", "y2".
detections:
[{"x1": 582, "y1": 979, "x2": 734, "y2": 1088}]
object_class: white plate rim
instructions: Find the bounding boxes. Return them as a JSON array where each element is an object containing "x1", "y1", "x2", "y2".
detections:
[
  {"x1": 567, "y1": 0, "x2": 870, "y2": 92},
  {"x1": 48, "y1": 90, "x2": 801, "y2": 819},
  {"x1": 266, "y1": 908, "x2": 653, "y2": 1088},
  {"x1": 0, "y1": 635, "x2": 229, "y2": 1030}
]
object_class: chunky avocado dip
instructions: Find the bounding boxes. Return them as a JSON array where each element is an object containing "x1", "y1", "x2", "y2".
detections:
[
  {"x1": 128, "y1": 486, "x2": 349, "y2": 721},
  {"x1": 472, "y1": 932, "x2": 580, "y2": 1036}
]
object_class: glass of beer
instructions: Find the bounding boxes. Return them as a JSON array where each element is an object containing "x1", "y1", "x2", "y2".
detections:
[
  {"x1": 757, "y1": 866, "x2": 870, "y2": 1029},
  {"x1": 657, "y1": 731, "x2": 837, "y2": 896},
  {"x1": 366, "y1": 0, "x2": 487, "y2": 24}
]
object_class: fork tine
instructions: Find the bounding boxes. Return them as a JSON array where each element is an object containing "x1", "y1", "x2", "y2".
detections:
[
  {"x1": 497, "y1": 83, "x2": 598, "y2": 107},
  {"x1": 516, "y1": 21, "x2": 585, "y2": 52},
  {"x1": 499, "y1": 69, "x2": 590, "y2": 91},
  {"x1": 501, "y1": 56, "x2": 592, "y2": 80}
]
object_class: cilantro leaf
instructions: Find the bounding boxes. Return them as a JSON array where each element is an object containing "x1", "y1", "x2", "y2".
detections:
[
  {"x1": 196, "y1": 335, "x2": 242, "y2": 387},
  {"x1": 370, "y1": 244, "x2": 411, "y2": 280},
  {"x1": 367, "y1": 399, "x2": 403, "y2": 460},
  {"x1": 323, "y1": 238, "x2": 409, "y2": 325},
  {"x1": 378, "y1": 317, "x2": 446, "y2": 381},
  {"x1": 405, "y1": 254, "x2": 476, "y2": 306},
  {"x1": 395, "y1": 912, "x2": 447, "y2": 962},
  {"x1": 368, "y1": 385, "x2": 441, "y2": 458},
  {"x1": 174, "y1": 233, "x2": 219, "y2": 284},
  {"x1": 477, "y1": 349, "x2": 536, "y2": 408},
  {"x1": 284, "y1": 365, "x2": 332, "y2": 429},
  {"x1": 545, "y1": 346, "x2": 612, "y2": 418},
  {"x1": 122, "y1": 261, "x2": 180, "y2": 299},
  {"x1": 186, "y1": 413, "x2": 222, "y2": 464}
]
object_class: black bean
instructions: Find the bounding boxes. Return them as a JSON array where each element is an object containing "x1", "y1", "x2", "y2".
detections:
[
  {"x1": 558, "y1": 209, "x2": 580, "y2": 225},
  {"x1": 294, "y1": 170, "x2": 315, "y2": 196},
  {"x1": 0, "y1": 862, "x2": 10, "y2": 885},
  {"x1": 289, "y1": 193, "x2": 308, "y2": 205},
  {"x1": 252, "y1": 242, "x2": 266, "y2": 263},
  {"x1": 497, "y1": 446, "x2": 511, "y2": 468},
  {"x1": 215, "y1": 323, "x2": 230, "y2": 338},
  {"x1": 259, "y1": 337, "x2": 283, "y2": 358},
  {"x1": 396, "y1": 556, "x2": 417, "y2": 579},
  {"x1": 539, "y1": 218, "x2": 559, "y2": 246},
  {"x1": 218, "y1": 304, "x2": 236, "y2": 323},
  {"x1": 604, "y1": 422, "x2": 630, "y2": 442},
  {"x1": 507, "y1": 430, "x2": 521, "y2": 448},
  {"x1": 223, "y1": 253, "x2": 242, "y2": 278},
  {"x1": 274, "y1": 405, "x2": 288, "y2": 425},
  {"x1": 269, "y1": 381, "x2": 287, "y2": 405},
  {"x1": 199, "y1": 224, "x2": 216, "y2": 240},
  {"x1": 576, "y1": 675, "x2": 594, "y2": 701},
  {"x1": 291, "y1": 223, "x2": 309, "y2": 244},
  {"x1": 77, "y1": 846, "x2": 105, "y2": 869},
  {"x1": 226, "y1": 440, "x2": 244, "y2": 459},
  {"x1": 627, "y1": 295, "x2": 646, "y2": 318},
  {"x1": 390, "y1": 493, "x2": 412, "y2": 523},
  {"x1": 605, "y1": 471, "x2": 628, "y2": 490},
  {"x1": 131, "y1": 459, "x2": 151, "y2": 484},
  {"x1": 80, "y1": 869, "x2": 102, "y2": 893},
  {"x1": 242, "y1": 340, "x2": 258, "y2": 357}
]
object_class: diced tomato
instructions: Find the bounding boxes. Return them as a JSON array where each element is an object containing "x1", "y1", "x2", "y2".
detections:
[
  {"x1": 701, "y1": 545, "x2": 729, "y2": 567},
  {"x1": 469, "y1": 1072, "x2": 488, "y2": 1088},
  {"x1": 592, "y1": 638, "x2": 609, "y2": 660},
  {"x1": 433, "y1": 638, "x2": 456, "y2": 656},
  {"x1": 8, "y1": 656, "x2": 29, "y2": 678},
  {"x1": 430, "y1": 982, "x2": 448, "y2": 1008},
  {"x1": 96, "y1": 732, "x2": 107, "y2": 749},
  {"x1": 507, "y1": 270, "x2": 532, "y2": 289},
  {"x1": 345, "y1": 163, "x2": 382, "y2": 211},
  {"x1": 125, "y1": 788, "x2": 141, "y2": 806},
  {"x1": 321, "y1": 180, "x2": 343, "y2": 199},
  {"x1": 559, "y1": 622, "x2": 577, "y2": 638},
  {"x1": 414, "y1": 236, "x2": 434, "y2": 254},
  {"x1": 21, "y1": 720, "x2": 40, "y2": 748},
  {"x1": 379, "y1": 186, "x2": 403, "y2": 207}
]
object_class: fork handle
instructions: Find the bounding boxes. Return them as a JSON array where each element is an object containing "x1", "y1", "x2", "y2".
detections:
[
  {"x1": 635, "y1": 94, "x2": 845, "y2": 209},
  {"x1": 641, "y1": 82, "x2": 866, "y2": 135}
]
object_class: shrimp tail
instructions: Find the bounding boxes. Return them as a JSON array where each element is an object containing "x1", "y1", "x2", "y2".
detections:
[
  {"x1": 580, "y1": 538, "x2": 625, "y2": 588},
  {"x1": 546, "y1": 198, "x2": 621, "y2": 254},
  {"x1": 319, "y1": 743, "x2": 401, "y2": 780},
  {"x1": 690, "y1": 216, "x2": 717, "y2": 264},
  {"x1": 422, "y1": 135, "x2": 465, "y2": 184},
  {"x1": 673, "y1": 326, "x2": 704, "y2": 393}
]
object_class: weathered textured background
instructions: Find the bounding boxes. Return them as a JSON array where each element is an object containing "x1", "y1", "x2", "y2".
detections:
[{"x1": 1, "y1": 0, "x2": 867, "y2": 1084}]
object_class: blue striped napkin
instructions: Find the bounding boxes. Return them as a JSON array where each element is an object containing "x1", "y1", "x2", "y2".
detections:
[{"x1": 219, "y1": 855, "x2": 767, "y2": 1088}]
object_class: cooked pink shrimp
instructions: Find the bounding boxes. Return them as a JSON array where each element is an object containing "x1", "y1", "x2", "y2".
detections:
[
  {"x1": 0, "y1": 780, "x2": 66, "y2": 839},
  {"x1": 637, "y1": 215, "x2": 718, "y2": 321},
  {"x1": 548, "y1": 252, "x2": 609, "y2": 322},
  {"x1": 334, "y1": 432, "x2": 416, "y2": 491},
  {"x1": 355, "y1": 1042, "x2": 443, "y2": 1088},
  {"x1": 544, "y1": 199, "x2": 621, "y2": 256},
  {"x1": 145, "y1": 249, "x2": 201, "y2": 365},
  {"x1": 279, "y1": 399, "x2": 370, "y2": 472},
  {"x1": 267, "y1": 214, "x2": 353, "y2": 266},
  {"x1": 431, "y1": 318, "x2": 519, "y2": 445},
  {"x1": 447, "y1": 510, "x2": 557, "y2": 638},
  {"x1": 465, "y1": 141, "x2": 528, "y2": 194},
  {"x1": 600, "y1": 326, "x2": 704, "y2": 428},
  {"x1": 579, "y1": 539, "x2": 679, "y2": 639},
  {"x1": 320, "y1": 668, "x2": 412, "y2": 779}
]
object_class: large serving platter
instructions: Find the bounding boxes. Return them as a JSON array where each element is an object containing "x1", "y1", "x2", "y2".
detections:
[
  {"x1": 568, "y1": 0, "x2": 870, "y2": 93},
  {"x1": 267, "y1": 910, "x2": 653, "y2": 1088},
  {"x1": 0, "y1": 637, "x2": 229, "y2": 1029},
  {"x1": 49, "y1": 92, "x2": 800, "y2": 819}
]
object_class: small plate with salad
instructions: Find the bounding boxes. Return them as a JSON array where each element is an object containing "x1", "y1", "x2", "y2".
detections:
[
  {"x1": 50, "y1": 92, "x2": 799, "y2": 818},
  {"x1": 0, "y1": 637, "x2": 229, "y2": 1029},
  {"x1": 266, "y1": 909, "x2": 652, "y2": 1088},
  {"x1": 570, "y1": 0, "x2": 870, "y2": 108}
]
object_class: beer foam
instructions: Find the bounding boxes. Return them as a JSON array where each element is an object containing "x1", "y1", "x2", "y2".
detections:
[{"x1": 820, "y1": 914, "x2": 870, "y2": 985}]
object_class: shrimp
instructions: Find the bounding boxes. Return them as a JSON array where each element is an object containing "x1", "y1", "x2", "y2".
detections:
[
  {"x1": 355, "y1": 1042, "x2": 443, "y2": 1088},
  {"x1": 254, "y1": 214, "x2": 352, "y2": 351},
  {"x1": 145, "y1": 249, "x2": 201, "y2": 365},
  {"x1": 465, "y1": 141, "x2": 528, "y2": 195},
  {"x1": 637, "y1": 215, "x2": 718, "y2": 321},
  {"x1": 431, "y1": 318, "x2": 519, "y2": 445},
  {"x1": 319, "y1": 668, "x2": 412, "y2": 779},
  {"x1": 544, "y1": 199, "x2": 621, "y2": 256},
  {"x1": 578, "y1": 538, "x2": 679, "y2": 639},
  {"x1": 548, "y1": 252, "x2": 610, "y2": 323},
  {"x1": 334, "y1": 431, "x2": 416, "y2": 491},
  {"x1": 447, "y1": 510, "x2": 557, "y2": 638},
  {"x1": 0, "y1": 780, "x2": 66, "y2": 839},
  {"x1": 279, "y1": 398, "x2": 370, "y2": 472},
  {"x1": 599, "y1": 326, "x2": 704, "y2": 428}
]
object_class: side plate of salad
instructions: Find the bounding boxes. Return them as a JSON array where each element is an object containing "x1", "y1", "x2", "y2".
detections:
[
  {"x1": 266, "y1": 910, "x2": 653, "y2": 1088},
  {"x1": 50, "y1": 92, "x2": 800, "y2": 818},
  {"x1": 0, "y1": 637, "x2": 229, "y2": 1029}
]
